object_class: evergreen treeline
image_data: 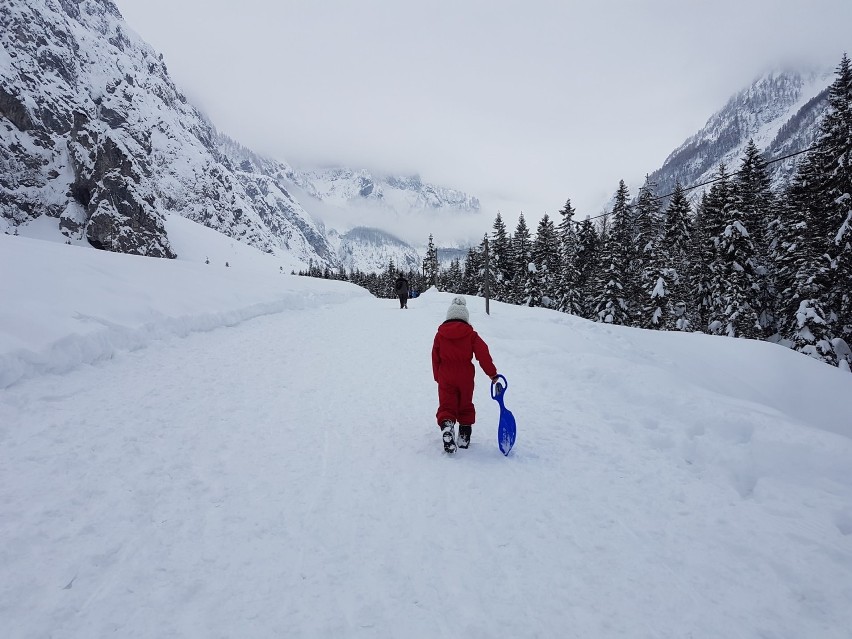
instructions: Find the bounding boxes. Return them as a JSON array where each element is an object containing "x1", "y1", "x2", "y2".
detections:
[
  {"x1": 299, "y1": 55, "x2": 852, "y2": 371},
  {"x1": 296, "y1": 258, "x2": 430, "y2": 300},
  {"x1": 296, "y1": 233, "x2": 437, "y2": 298}
]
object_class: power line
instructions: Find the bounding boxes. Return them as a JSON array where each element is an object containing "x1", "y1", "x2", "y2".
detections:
[{"x1": 575, "y1": 143, "x2": 818, "y2": 224}]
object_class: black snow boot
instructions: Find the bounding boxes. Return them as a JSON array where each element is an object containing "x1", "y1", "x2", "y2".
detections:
[
  {"x1": 441, "y1": 421, "x2": 456, "y2": 453},
  {"x1": 458, "y1": 424, "x2": 472, "y2": 449}
]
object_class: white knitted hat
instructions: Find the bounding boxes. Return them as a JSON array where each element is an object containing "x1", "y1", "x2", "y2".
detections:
[{"x1": 445, "y1": 296, "x2": 469, "y2": 323}]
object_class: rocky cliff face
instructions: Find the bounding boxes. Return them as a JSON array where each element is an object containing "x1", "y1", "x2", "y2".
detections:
[
  {"x1": 0, "y1": 0, "x2": 484, "y2": 270},
  {"x1": 648, "y1": 70, "x2": 833, "y2": 198},
  {"x1": 0, "y1": 0, "x2": 336, "y2": 263}
]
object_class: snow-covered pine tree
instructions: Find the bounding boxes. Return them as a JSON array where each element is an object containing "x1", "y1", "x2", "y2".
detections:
[
  {"x1": 734, "y1": 139, "x2": 776, "y2": 333},
  {"x1": 816, "y1": 54, "x2": 852, "y2": 368},
  {"x1": 441, "y1": 257, "x2": 464, "y2": 293},
  {"x1": 766, "y1": 193, "x2": 793, "y2": 337},
  {"x1": 593, "y1": 247, "x2": 628, "y2": 325},
  {"x1": 556, "y1": 199, "x2": 583, "y2": 315},
  {"x1": 717, "y1": 212, "x2": 762, "y2": 339},
  {"x1": 774, "y1": 156, "x2": 812, "y2": 321},
  {"x1": 698, "y1": 156, "x2": 765, "y2": 340},
  {"x1": 490, "y1": 212, "x2": 514, "y2": 302},
  {"x1": 774, "y1": 54, "x2": 852, "y2": 367},
  {"x1": 735, "y1": 140, "x2": 773, "y2": 253},
  {"x1": 834, "y1": 199, "x2": 852, "y2": 370},
  {"x1": 424, "y1": 235, "x2": 439, "y2": 289},
  {"x1": 634, "y1": 176, "x2": 664, "y2": 254},
  {"x1": 575, "y1": 217, "x2": 601, "y2": 319},
  {"x1": 592, "y1": 181, "x2": 632, "y2": 325},
  {"x1": 634, "y1": 178, "x2": 666, "y2": 328},
  {"x1": 530, "y1": 214, "x2": 559, "y2": 307},
  {"x1": 388, "y1": 259, "x2": 401, "y2": 297},
  {"x1": 462, "y1": 245, "x2": 483, "y2": 296},
  {"x1": 773, "y1": 153, "x2": 836, "y2": 362},
  {"x1": 638, "y1": 237, "x2": 668, "y2": 329},
  {"x1": 511, "y1": 213, "x2": 533, "y2": 305},
  {"x1": 790, "y1": 221, "x2": 834, "y2": 359},
  {"x1": 660, "y1": 182, "x2": 694, "y2": 330},
  {"x1": 699, "y1": 164, "x2": 735, "y2": 334},
  {"x1": 691, "y1": 194, "x2": 714, "y2": 332},
  {"x1": 478, "y1": 234, "x2": 492, "y2": 299}
]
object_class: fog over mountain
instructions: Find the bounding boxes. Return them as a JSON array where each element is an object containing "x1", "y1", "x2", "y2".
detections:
[
  {"x1": 644, "y1": 68, "x2": 834, "y2": 205},
  {"x1": 0, "y1": 0, "x2": 482, "y2": 273},
  {"x1": 0, "y1": 0, "x2": 842, "y2": 273}
]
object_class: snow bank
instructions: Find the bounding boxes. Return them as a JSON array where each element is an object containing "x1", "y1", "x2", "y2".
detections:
[{"x1": 0, "y1": 234, "x2": 367, "y2": 388}]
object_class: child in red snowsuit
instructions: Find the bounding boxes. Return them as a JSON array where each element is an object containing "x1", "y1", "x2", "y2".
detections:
[{"x1": 432, "y1": 296, "x2": 499, "y2": 453}]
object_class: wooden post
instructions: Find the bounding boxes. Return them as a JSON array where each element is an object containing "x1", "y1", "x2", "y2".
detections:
[{"x1": 484, "y1": 237, "x2": 490, "y2": 315}]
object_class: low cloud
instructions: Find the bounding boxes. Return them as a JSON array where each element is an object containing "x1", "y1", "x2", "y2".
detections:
[{"x1": 116, "y1": 0, "x2": 852, "y2": 220}]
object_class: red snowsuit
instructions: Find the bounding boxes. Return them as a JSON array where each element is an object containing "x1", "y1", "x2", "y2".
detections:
[{"x1": 432, "y1": 319, "x2": 497, "y2": 427}]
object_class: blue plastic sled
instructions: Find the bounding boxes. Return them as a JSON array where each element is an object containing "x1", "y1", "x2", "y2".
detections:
[{"x1": 491, "y1": 374, "x2": 516, "y2": 456}]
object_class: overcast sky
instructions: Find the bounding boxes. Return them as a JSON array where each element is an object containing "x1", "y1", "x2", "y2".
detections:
[{"x1": 113, "y1": 0, "x2": 850, "y2": 224}]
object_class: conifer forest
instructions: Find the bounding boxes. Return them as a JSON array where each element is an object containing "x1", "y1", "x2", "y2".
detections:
[{"x1": 301, "y1": 55, "x2": 852, "y2": 371}]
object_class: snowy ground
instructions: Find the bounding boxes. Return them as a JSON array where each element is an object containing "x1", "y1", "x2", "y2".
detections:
[{"x1": 2, "y1": 230, "x2": 851, "y2": 639}]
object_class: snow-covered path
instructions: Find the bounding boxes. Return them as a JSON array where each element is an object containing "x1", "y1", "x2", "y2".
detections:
[{"x1": 2, "y1": 235, "x2": 852, "y2": 638}]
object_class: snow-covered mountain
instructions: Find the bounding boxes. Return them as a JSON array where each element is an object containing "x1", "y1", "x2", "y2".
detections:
[
  {"x1": 287, "y1": 167, "x2": 480, "y2": 213},
  {"x1": 282, "y1": 166, "x2": 482, "y2": 271},
  {"x1": 5, "y1": 0, "x2": 835, "y2": 274},
  {"x1": 0, "y1": 0, "x2": 341, "y2": 264},
  {"x1": 0, "y1": 0, "x2": 479, "y2": 272},
  {"x1": 647, "y1": 69, "x2": 834, "y2": 198},
  {"x1": 326, "y1": 226, "x2": 421, "y2": 273}
]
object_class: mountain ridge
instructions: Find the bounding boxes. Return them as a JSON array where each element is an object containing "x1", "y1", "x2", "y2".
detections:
[
  {"x1": 0, "y1": 0, "x2": 840, "y2": 274},
  {"x1": 645, "y1": 68, "x2": 833, "y2": 201},
  {"x1": 0, "y1": 0, "x2": 479, "y2": 272}
]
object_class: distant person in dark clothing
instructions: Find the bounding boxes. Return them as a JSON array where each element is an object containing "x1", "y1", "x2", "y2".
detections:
[{"x1": 394, "y1": 273, "x2": 409, "y2": 309}]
